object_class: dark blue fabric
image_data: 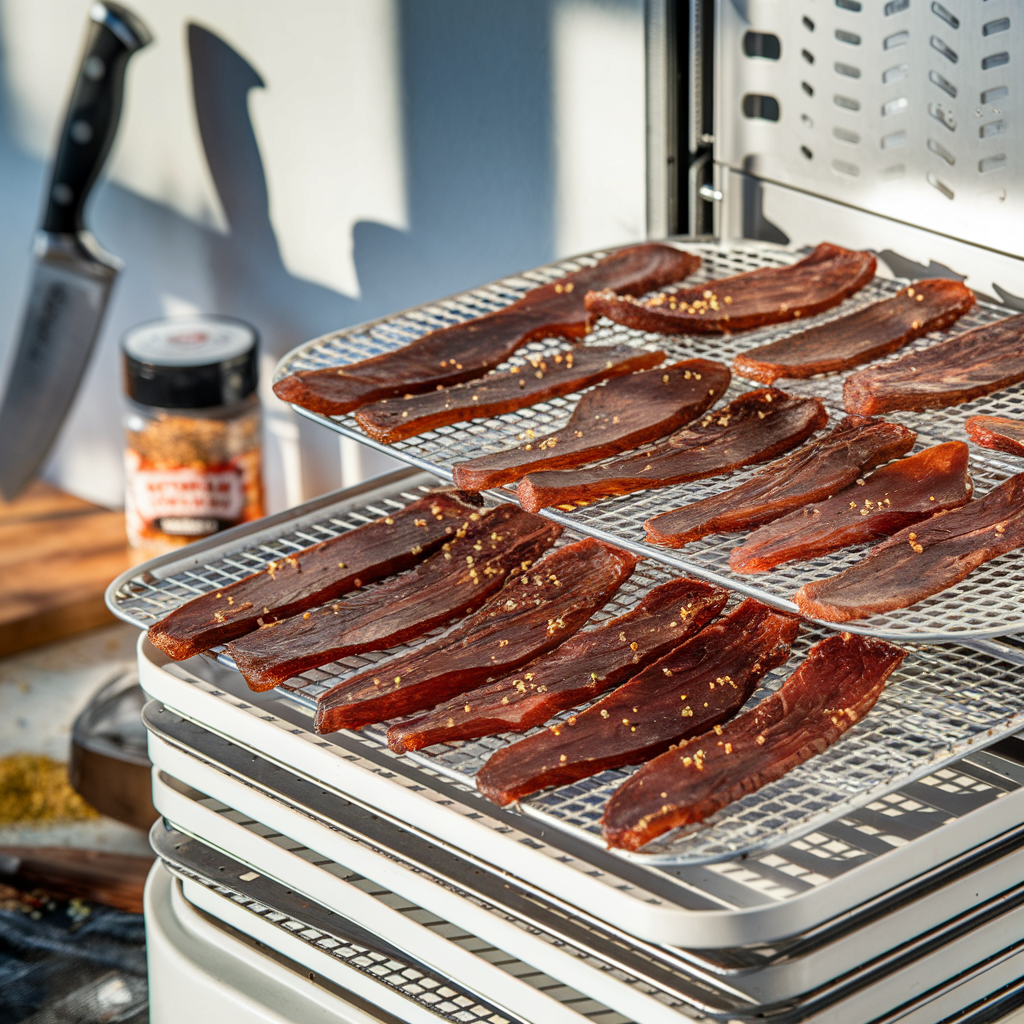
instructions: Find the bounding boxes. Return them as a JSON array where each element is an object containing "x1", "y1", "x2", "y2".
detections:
[{"x1": 0, "y1": 901, "x2": 146, "y2": 1024}]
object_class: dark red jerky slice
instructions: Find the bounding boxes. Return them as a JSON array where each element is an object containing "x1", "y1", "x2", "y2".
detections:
[
  {"x1": 602, "y1": 634, "x2": 905, "y2": 851},
  {"x1": 314, "y1": 539, "x2": 637, "y2": 733},
  {"x1": 353, "y1": 345, "x2": 665, "y2": 444},
  {"x1": 517, "y1": 389, "x2": 828, "y2": 513},
  {"x1": 227, "y1": 506, "x2": 562, "y2": 691},
  {"x1": 386, "y1": 577, "x2": 729, "y2": 753},
  {"x1": 794, "y1": 472, "x2": 1024, "y2": 623},
  {"x1": 966, "y1": 416, "x2": 1024, "y2": 458},
  {"x1": 730, "y1": 442, "x2": 972, "y2": 573},
  {"x1": 844, "y1": 311, "x2": 1024, "y2": 416},
  {"x1": 451, "y1": 360, "x2": 730, "y2": 492},
  {"x1": 584, "y1": 243, "x2": 876, "y2": 336},
  {"x1": 643, "y1": 417, "x2": 916, "y2": 548},
  {"x1": 147, "y1": 493, "x2": 474, "y2": 661},
  {"x1": 476, "y1": 599, "x2": 798, "y2": 807},
  {"x1": 733, "y1": 279, "x2": 976, "y2": 384},
  {"x1": 273, "y1": 244, "x2": 701, "y2": 416}
]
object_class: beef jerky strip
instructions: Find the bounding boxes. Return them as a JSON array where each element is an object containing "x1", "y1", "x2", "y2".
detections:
[
  {"x1": 353, "y1": 345, "x2": 665, "y2": 444},
  {"x1": 274, "y1": 244, "x2": 700, "y2": 416},
  {"x1": 730, "y1": 442, "x2": 972, "y2": 573},
  {"x1": 585, "y1": 243, "x2": 876, "y2": 336},
  {"x1": 228, "y1": 505, "x2": 562, "y2": 691},
  {"x1": 476, "y1": 599, "x2": 797, "y2": 807},
  {"x1": 315, "y1": 538, "x2": 636, "y2": 734},
  {"x1": 517, "y1": 389, "x2": 827, "y2": 513},
  {"x1": 644, "y1": 416, "x2": 916, "y2": 548},
  {"x1": 602, "y1": 633, "x2": 905, "y2": 851},
  {"x1": 733, "y1": 279, "x2": 976, "y2": 384},
  {"x1": 966, "y1": 416, "x2": 1024, "y2": 459},
  {"x1": 147, "y1": 493, "x2": 474, "y2": 661},
  {"x1": 844, "y1": 312, "x2": 1024, "y2": 416},
  {"x1": 451, "y1": 359, "x2": 730, "y2": 492},
  {"x1": 387, "y1": 577, "x2": 729, "y2": 753},
  {"x1": 794, "y1": 472, "x2": 1024, "y2": 623}
]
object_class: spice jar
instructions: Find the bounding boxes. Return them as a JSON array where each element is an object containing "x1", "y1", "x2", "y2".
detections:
[{"x1": 122, "y1": 315, "x2": 264, "y2": 560}]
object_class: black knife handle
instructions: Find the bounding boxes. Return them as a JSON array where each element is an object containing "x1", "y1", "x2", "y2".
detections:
[{"x1": 42, "y1": 3, "x2": 152, "y2": 235}]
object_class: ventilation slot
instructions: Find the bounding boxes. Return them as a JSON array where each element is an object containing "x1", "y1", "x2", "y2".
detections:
[
  {"x1": 982, "y1": 86, "x2": 1008, "y2": 104},
  {"x1": 801, "y1": 113, "x2": 815, "y2": 128},
  {"x1": 882, "y1": 164, "x2": 906, "y2": 178},
  {"x1": 801, "y1": 145, "x2": 814, "y2": 160},
  {"x1": 983, "y1": 19, "x2": 1010, "y2": 37},
  {"x1": 835, "y1": 94, "x2": 861, "y2": 111},
  {"x1": 929, "y1": 102, "x2": 957, "y2": 131},
  {"x1": 982, "y1": 53, "x2": 1009, "y2": 70},
  {"x1": 802, "y1": 81, "x2": 815, "y2": 96},
  {"x1": 929, "y1": 70, "x2": 957, "y2": 98},
  {"x1": 803, "y1": 16, "x2": 815, "y2": 31},
  {"x1": 883, "y1": 63, "x2": 910, "y2": 83},
  {"x1": 927, "y1": 173, "x2": 954, "y2": 200},
  {"x1": 742, "y1": 94, "x2": 781, "y2": 121},
  {"x1": 833, "y1": 126, "x2": 861, "y2": 144},
  {"x1": 885, "y1": 31, "x2": 910, "y2": 49},
  {"x1": 836, "y1": 0, "x2": 862, "y2": 9},
  {"x1": 931, "y1": 36, "x2": 958, "y2": 63},
  {"x1": 979, "y1": 155, "x2": 1007, "y2": 173},
  {"x1": 885, "y1": 0, "x2": 909, "y2": 14},
  {"x1": 927, "y1": 138, "x2": 956, "y2": 165},
  {"x1": 802, "y1": 49, "x2": 815, "y2": 64},
  {"x1": 744, "y1": 32, "x2": 781, "y2": 60},
  {"x1": 931, "y1": 3, "x2": 959, "y2": 29},
  {"x1": 882, "y1": 96, "x2": 908, "y2": 116},
  {"x1": 836, "y1": 30, "x2": 861, "y2": 45},
  {"x1": 835, "y1": 62, "x2": 861, "y2": 78},
  {"x1": 832, "y1": 159, "x2": 860, "y2": 177},
  {"x1": 980, "y1": 119, "x2": 1007, "y2": 138},
  {"x1": 881, "y1": 130, "x2": 908, "y2": 149}
]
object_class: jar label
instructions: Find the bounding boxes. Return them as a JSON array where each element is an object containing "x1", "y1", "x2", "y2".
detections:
[{"x1": 130, "y1": 466, "x2": 245, "y2": 532}]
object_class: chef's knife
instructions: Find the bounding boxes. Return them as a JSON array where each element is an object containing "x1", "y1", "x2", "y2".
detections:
[{"x1": 0, "y1": 3, "x2": 151, "y2": 501}]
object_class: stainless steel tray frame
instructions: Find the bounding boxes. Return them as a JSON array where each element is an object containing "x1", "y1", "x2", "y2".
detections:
[
  {"x1": 110, "y1": 469, "x2": 1024, "y2": 868},
  {"x1": 146, "y1": 700, "x2": 1024, "y2": 1011},
  {"x1": 150, "y1": 744, "x2": 1024, "y2": 1024},
  {"x1": 272, "y1": 242, "x2": 1024, "y2": 642},
  {"x1": 151, "y1": 823, "x2": 533, "y2": 1024},
  {"x1": 135, "y1": 633, "x2": 1024, "y2": 950}
]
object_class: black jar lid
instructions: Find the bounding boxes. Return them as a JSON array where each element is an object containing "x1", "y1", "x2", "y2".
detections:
[{"x1": 122, "y1": 315, "x2": 258, "y2": 409}]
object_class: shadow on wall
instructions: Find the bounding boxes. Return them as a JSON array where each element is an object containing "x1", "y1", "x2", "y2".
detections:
[{"x1": 0, "y1": 4, "x2": 556, "y2": 509}]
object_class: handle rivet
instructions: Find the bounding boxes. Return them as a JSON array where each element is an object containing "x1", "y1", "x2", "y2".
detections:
[
  {"x1": 83, "y1": 55, "x2": 106, "y2": 80},
  {"x1": 51, "y1": 183, "x2": 74, "y2": 206},
  {"x1": 70, "y1": 119, "x2": 94, "y2": 145}
]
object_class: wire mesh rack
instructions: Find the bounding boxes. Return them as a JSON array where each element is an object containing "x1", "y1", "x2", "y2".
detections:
[
  {"x1": 274, "y1": 242, "x2": 1024, "y2": 642},
  {"x1": 110, "y1": 474, "x2": 1024, "y2": 864}
]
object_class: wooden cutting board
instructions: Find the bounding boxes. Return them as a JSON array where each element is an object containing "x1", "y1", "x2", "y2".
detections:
[{"x1": 0, "y1": 482, "x2": 132, "y2": 656}]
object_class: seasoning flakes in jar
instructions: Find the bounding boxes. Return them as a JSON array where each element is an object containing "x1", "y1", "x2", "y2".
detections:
[{"x1": 122, "y1": 316, "x2": 264, "y2": 561}]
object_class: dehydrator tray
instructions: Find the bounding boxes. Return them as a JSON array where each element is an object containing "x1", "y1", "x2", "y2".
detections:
[
  {"x1": 108, "y1": 468, "x2": 1024, "y2": 869},
  {"x1": 273, "y1": 241, "x2": 1024, "y2": 643},
  {"x1": 152, "y1": 824, "x2": 533, "y2": 1024},
  {"x1": 146, "y1": 702, "x2": 1024, "y2": 1010}
]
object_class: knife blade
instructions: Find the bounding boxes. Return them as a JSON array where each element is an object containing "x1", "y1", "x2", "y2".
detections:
[{"x1": 0, "y1": 3, "x2": 151, "y2": 501}]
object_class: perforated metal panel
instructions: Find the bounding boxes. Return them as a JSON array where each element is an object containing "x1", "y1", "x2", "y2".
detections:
[
  {"x1": 715, "y1": 0, "x2": 1023, "y2": 260},
  {"x1": 272, "y1": 243, "x2": 1024, "y2": 641}
]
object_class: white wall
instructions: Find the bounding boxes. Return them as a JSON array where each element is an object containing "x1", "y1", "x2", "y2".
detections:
[{"x1": 0, "y1": 0, "x2": 645, "y2": 511}]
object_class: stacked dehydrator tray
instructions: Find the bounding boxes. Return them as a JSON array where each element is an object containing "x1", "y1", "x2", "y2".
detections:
[{"x1": 108, "y1": 2, "x2": 1024, "y2": 1021}]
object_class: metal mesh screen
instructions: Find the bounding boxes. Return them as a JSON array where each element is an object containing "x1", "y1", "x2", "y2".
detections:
[
  {"x1": 112, "y1": 477, "x2": 1024, "y2": 865},
  {"x1": 275, "y1": 242, "x2": 1024, "y2": 642}
]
